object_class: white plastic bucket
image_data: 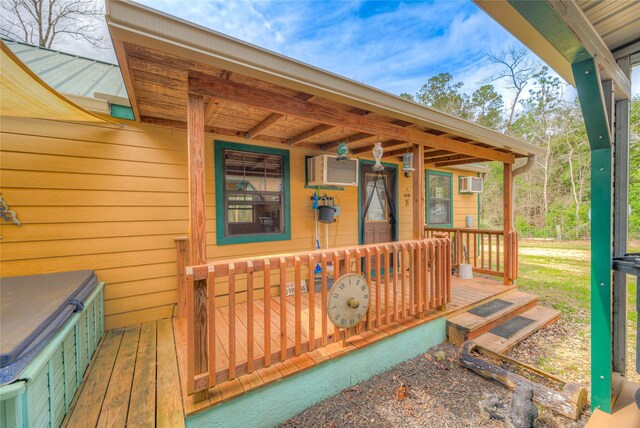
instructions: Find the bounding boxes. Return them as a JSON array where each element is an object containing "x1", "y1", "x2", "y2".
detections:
[{"x1": 459, "y1": 263, "x2": 473, "y2": 279}]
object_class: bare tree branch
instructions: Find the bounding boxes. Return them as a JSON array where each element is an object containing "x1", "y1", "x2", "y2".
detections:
[{"x1": 0, "y1": 0, "x2": 106, "y2": 49}]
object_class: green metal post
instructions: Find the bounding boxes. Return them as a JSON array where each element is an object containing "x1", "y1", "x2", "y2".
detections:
[{"x1": 572, "y1": 58, "x2": 613, "y2": 413}]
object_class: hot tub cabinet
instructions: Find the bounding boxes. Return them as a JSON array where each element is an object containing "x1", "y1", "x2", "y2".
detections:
[{"x1": 0, "y1": 283, "x2": 104, "y2": 428}]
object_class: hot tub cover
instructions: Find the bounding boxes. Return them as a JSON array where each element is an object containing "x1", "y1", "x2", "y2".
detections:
[{"x1": 0, "y1": 270, "x2": 99, "y2": 369}]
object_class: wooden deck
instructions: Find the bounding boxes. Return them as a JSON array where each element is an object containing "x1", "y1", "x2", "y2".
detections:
[{"x1": 63, "y1": 277, "x2": 512, "y2": 426}]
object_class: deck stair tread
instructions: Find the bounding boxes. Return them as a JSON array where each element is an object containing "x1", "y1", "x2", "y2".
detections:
[
  {"x1": 473, "y1": 306, "x2": 561, "y2": 354},
  {"x1": 447, "y1": 291, "x2": 538, "y2": 345}
]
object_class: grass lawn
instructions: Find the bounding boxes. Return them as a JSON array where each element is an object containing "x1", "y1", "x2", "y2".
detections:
[{"x1": 509, "y1": 239, "x2": 639, "y2": 386}]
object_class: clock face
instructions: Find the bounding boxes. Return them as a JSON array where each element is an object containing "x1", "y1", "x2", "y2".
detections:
[{"x1": 327, "y1": 273, "x2": 370, "y2": 329}]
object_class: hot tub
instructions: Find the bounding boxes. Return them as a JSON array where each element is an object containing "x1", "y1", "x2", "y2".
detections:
[{"x1": 0, "y1": 271, "x2": 104, "y2": 427}]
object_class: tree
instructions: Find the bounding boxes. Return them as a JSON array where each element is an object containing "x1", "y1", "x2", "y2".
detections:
[
  {"x1": 404, "y1": 73, "x2": 471, "y2": 119},
  {"x1": 485, "y1": 46, "x2": 540, "y2": 130},
  {"x1": 0, "y1": 0, "x2": 106, "y2": 49},
  {"x1": 470, "y1": 84, "x2": 503, "y2": 129}
]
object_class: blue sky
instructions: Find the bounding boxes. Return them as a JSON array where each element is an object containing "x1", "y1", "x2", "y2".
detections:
[
  {"x1": 134, "y1": 0, "x2": 536, "y2": 98},
  {"x1": 78, "y1": 1, "x2": 640, "y2": 100}
]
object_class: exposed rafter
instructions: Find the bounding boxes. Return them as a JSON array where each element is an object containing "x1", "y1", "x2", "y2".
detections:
[
  {"x1": 434, "y1": 157, "x2": 484, "y2": 168},
  {"x1": 203, "y1": 98, "x2": 222, "y2": 125},
  {"x1": 188, "y1": 71, "x2": 514, "y2": 163},
  {"x1": 287, "y1": 124, "x2": 333, "y2": 145},
  {"x1": 244, "y1": 113, "x2": 284, "y2": 139}
]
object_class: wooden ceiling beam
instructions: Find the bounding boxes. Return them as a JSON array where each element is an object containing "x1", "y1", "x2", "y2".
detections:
[
  {"x1": 353, "y1": 140, "x2": 408, "y2": 155},
  {"x1": 423, "y1": 152, "x2": 468, "y2": 162},
  {"x1": 320, "y1": 133, "x2": 373, "y2": 151},
  {"x1": 287, "y1": 124, "x2": 334, "y2": 145},
  {"x1": 245, "y1": 113, "x2": 284, "y2": 139},
  {"x1": 434, "y1": 158, "x2": 485, "y2": 167},
  {"x1": 188, "y1": 70, "x2": 514, "y2": 163},
  {"x1": 140, "y1": 116, "x2": 286, "y2": 145}
]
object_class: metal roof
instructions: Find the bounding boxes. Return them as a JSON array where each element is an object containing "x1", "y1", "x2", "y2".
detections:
[
  {"x1": 2, "y1": 38, "x2": 128, "y2": 101},
  {"x1": 578, "y1": 0, "x2": 640, "y2": 51}
]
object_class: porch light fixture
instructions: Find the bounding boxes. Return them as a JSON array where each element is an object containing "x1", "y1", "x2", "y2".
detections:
[
  {"x1": 372, "y1": 141, "x2": 384, "y2": 171},
  {"x1": 336, "y1": 142, "x2": 349, "y2": 161},
  {"x1": 402, "y1": 152, "x2": 415, "y2": 177}
]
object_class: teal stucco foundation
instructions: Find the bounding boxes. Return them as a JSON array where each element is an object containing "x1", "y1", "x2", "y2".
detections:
[{"x1": 187, "y1": 317, "x2": 446, "y2": 428}]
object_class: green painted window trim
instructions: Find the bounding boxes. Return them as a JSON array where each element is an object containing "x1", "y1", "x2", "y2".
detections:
[
  {"x1": 110, "y1": 104, "x2": 135, "y2": 120},
  {"x1": 425, "y1": 169, "x2": 453, "y2": 228},
  {"x1": 303, "y1": 155, "x2": 344, "y2": 191},
  {"x1": 477, "y1": 172, "x2": 481, "y2": 228},
  {"x1": 214, "y1": 140, "x2": 291, "y2": 245},
  {"x1": 357, "y1": 159, "x2": 399, "y2": 245}
]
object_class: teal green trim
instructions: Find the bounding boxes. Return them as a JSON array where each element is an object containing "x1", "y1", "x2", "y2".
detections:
[
  {"x1": 357, "y1": 160, "x2": 399, "y2": 245},
  {"x1": 589, "y1": 149, "x2": 613, "y2": 414},
  {"x1": 214, "y1": 140, "x2": 291, "y2": 245},
  {"x1": 110, "y1": 104, "x2": 135, "y2": 120},
  {"x1": 507, "y1": 0, "x2": 590, "y2": 64},
  {"x1": 304, "y1": 156, "x2": 344, "y2": 190},
  {"x1": 186, "y1": 317, "x2": 445, "y2": 428},
  {"x1": 571, "y1": 57, "x2": 614, "y2": 413},
  {"x1": 425, "y1": 170, "x2": 453, "y2": 228},
  {"x1": 572, "y1": 59, "x2": 612, "y2": 149}
]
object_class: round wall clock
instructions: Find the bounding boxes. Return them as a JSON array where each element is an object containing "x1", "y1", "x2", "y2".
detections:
[{"x1": 327, "y1": 273, "x2": 370, "y2": 329}]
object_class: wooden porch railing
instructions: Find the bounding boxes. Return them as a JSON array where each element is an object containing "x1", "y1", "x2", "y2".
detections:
[
  {"x1": 425, "y1": 227, "x2": 518, "y2": 281},
  {"x1": 182, "y1": 237, "x2": 451, "y2": 395}
]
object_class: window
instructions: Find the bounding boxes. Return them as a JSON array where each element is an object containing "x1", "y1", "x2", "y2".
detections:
[
  {"x1": 215, "y1": 141, "x2": 290, "y2": 244},
  {"x1": 364, "y1": 174, "x2": 387, "y2": 221},
  {"x1": 426, "y1": 171, "x2": 452, "y2": 227}
]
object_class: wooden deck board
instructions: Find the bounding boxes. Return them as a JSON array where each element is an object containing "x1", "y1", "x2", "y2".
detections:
[{"x1": 64, "y1": 276, "x2": 514, "y2": 425}]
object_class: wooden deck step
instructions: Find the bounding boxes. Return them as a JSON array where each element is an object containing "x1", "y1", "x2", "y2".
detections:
[
  {"x1": 447, "y1": 291, "x2": 538, "y2": 345},
  {"x1": 472, "y1": 306, "x2": 561, "y2": 354}
]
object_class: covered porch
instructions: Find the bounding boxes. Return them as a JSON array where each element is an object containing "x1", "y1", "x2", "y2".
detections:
[{"x1": 101, "y1": 0, "x2": 546, "y2": 419}]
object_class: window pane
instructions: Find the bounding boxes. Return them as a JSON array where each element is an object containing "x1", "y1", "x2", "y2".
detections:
[
  {"x1": 365, "y1": 174, "x2": 387, "y2": 221},
  {"x1": 428, "y1": 174, "x2": 451, "y2": 225},
  {"x1": 223, "y1": 148, "x2": 285, "y2": 237},
  {"x1": 429, "y1": 199, "x2": 450, "y2": 224}
]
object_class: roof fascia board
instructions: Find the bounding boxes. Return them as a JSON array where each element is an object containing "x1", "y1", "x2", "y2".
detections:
[{"x1": 105, "y1": 0, "x2": 544, "y2": 157}]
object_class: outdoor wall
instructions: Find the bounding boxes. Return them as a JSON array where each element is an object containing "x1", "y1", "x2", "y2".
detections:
[
  {"x1": 425, "y1": 167, "x2": 481, "y2": 229},
  {"x1": 0, "y1": 117, "x2": 476, "y2": 329}
]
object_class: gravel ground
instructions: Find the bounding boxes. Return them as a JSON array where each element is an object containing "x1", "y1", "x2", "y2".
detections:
[{"x1": 279, "y1": 343, "x2": 590, "y2": 428}]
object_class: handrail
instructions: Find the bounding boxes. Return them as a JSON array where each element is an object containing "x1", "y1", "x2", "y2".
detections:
[
  {"x1": 425, "y1": 226, "x2": 517, "y2": 281},
  {"x1": 184, "y1": 237, "x2": 451, "y2": 395}
]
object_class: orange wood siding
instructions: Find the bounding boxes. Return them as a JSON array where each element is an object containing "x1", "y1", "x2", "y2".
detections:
[{"x1": 0, "y1": 117, "x2": 477, "y2": 329}]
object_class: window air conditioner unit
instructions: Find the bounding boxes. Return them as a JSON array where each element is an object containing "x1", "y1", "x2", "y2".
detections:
[
  {"x1": 307, "y1": 155, "x2": 359, "y2": 187},
  {"x1": 459, "y1": 176, "x2": 483, "y2": 193}
]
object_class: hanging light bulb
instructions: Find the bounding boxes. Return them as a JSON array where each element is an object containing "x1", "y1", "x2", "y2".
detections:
[
  {"x1": 372, "y1": 141, "x2": 384, "y2": 171},
  {"x1": 402, "y1": 152, "x2": 415, "y2": 177},
  {"x1": 336, "y1": 141, "x2": 349, "y2": 161}
]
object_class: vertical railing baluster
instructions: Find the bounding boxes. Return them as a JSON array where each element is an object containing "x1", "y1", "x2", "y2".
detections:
[
  {"x1": 383, "y1": 245, "x2": 390, "y2": 325},
  {"x1": 263, "y1": 259, "x2": 271, "y2": 367},
  {"x1": 333, "y1": 251, "x2": 341, "y2": 342},
  {"x1": 228, "y1": 263, "x2": 236, "y2": 379},
  {"x1": 279, "y1": 257, "x2": 287, "y2": 361},
  {"x1": 294, "y1": 256, "x2": 302, "y2": 356},
  {"x1": 401, "y1": 244, "x2": 407, "y2": 318},
  {"x1": 207, "y1": 266, "x2": 216, "y2": 386},
  {"x1": 246, "y1": 261, "x2": 254, "y2": 373},
  {"x1": 308, "y1": 254, "x2": 315, "y2": 351},
  {"x1": 392, "y1": 244, "x2": 399, "y2": 322},
  {"x1": 321, "y1": 253, "x2": 328, "y2": 345},
  {"x1": 365, "y1": 247, "x2": 372, "y2": 331},
  {"x1": 374, "y1": 246, "x2": 382, "y2": 326}
]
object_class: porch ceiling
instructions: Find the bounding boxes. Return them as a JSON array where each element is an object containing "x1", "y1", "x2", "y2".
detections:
[{"x1": 106, "y1": 0, "x2": 545, "y2": 167}]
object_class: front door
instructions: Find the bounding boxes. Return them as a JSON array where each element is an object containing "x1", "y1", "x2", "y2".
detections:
[{"x1": 360, "y1": 162, "x2": 397, "y2": 245}]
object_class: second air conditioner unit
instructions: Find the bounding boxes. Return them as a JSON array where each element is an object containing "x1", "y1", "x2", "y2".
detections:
[{"x1": 459, "y1": 176, "x2": 483, "y2": 193}]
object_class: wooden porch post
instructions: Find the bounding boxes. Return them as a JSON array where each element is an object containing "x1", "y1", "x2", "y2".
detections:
[
  {"x1": 503, "y1": 162, "x2": 514, "y2": 285},
  {"x1": 187, "y1": 93, "x2": 209, "y2": 401}
]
